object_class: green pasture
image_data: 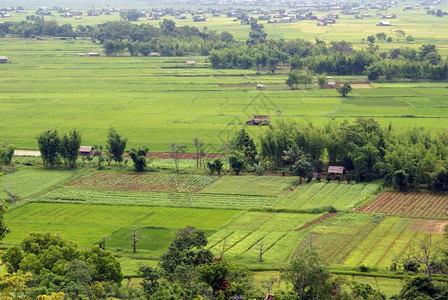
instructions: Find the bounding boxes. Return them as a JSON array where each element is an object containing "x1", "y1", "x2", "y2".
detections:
[
  {"x1": 0, "y1": 167, "x2": 77, "y2": 200},
  {"x1": 2, "y1": 202, "x2": 240, "y2": 246},
  {"x1": 272, "y1": 182, "x2": 380, "y2": 210},
  {"x1": 1, "y1": 39, "x2": 448, "y2": 151}
]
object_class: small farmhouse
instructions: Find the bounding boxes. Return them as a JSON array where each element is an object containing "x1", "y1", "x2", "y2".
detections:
[
  {"x1": 256, "y1": 84, "x2": 264, "y2": 90},
  {"x1": 186, "y1": 60, "x2": 196, "y2": 65},
  {"x1": 328, "y1": 166, "x2": 344, "y2": 174},
  {"x1": 377, "y1": 20, "x2": 391, "y2": 26},
  {"x1": 79, "y1": 146, "x2": 93, "y2": 156},
  {"x1": 246, "y1": 115, "x2": 271, "y2": 126},
  {"x1": 88, "y1": 52, "x2": 100, "y2": 56},
  {"x1": 0, "y1": 56, "x2": 7, "y2": 63}
]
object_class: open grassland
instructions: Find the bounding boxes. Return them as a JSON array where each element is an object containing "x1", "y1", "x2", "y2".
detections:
[
  {"x1": 2, "y1": 202, "x2": 239, "y2": 247},
  {"x1": 0, "y1": 167, "x2": 77, "y2": 200},
  {"x1": 296, "y1": 212, "x2": 447, "y2": 270},
  {"x1": 272, "y1": 182, "x2": 380, "y2": 210},
  {"x1": 1, "y1": 39, "x2": 448, "y2": 150},
  {"x1": 361, "y1": 191, "x2": 448, "y2": 218}
]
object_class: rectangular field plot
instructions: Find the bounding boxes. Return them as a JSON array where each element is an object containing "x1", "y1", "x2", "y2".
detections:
[
  {"x1": 272, "y1": 182, "x2": 379, "y2": 210},
  {"x1": 361, "y1": 191, "x2": 448, "y2": 218},
  {"x1": 5, "y1": 203, "x2": 239, "y2": 231},
  {"x1": 200, "y1": 175, "x2": 298, "y2": 196},
  {"x1": 295, "y1": 213, "x2": 447, "y2": 270},
  {"x1": 68, "y1": 172, "x2": 218, "y2": 192},
  {"x1": 2, "y1": 202, "x2": 240, "y2": 261},
  {"x1": 0, "y1": 167, "x2": 75, "y2": 200},
  {"x1": 207, "y1": 211, "x2": 322, "y2": 268},
  {"x1": 40, "y1": 187, "x2": 277, "y2": 209}
]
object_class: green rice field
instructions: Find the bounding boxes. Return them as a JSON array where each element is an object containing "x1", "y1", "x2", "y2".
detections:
[{"x1": 1, "y1": 38, "x2": 448, "y2": 151}]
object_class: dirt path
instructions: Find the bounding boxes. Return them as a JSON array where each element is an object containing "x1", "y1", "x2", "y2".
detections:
[
  {"x1": 14, "y1": 149, "x2": 41, "y2": 156},
  {"x1": 296, "y1": 212, "x2": 339, "y2": 231}
]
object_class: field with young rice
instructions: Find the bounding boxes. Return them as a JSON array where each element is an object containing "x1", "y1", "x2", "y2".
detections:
[
  {"x1": 296, "y1": 213, "x2": 447, "y2": 270},
  {"x1": 2, "y1": 39, "x2": 448, "y2": 151}
]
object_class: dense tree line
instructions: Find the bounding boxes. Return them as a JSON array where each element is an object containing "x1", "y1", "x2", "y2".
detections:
[
  {"x1": 1, "y1": 17, "x2": 446, "y2": 79},
  {"x1": 37, "y1": 129, "x2": 81, "y2": 168},
  {"x1": 250, "y1": 118, "x2": 448, "y2": 191},
  {"x1": 1, "y1": 232, "x2": 123, "y2": 299}
]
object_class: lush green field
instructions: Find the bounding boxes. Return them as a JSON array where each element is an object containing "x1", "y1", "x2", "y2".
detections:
[
  {"x1": 296, "y1": 213, "x2": 447, "y2": 269},
  {"x1": 207, "y1": 211, "x2": 322, "y2": 269},
  {"x1": 2, "y1": 202, "x2": 239, "y2": 247},
  {"x1": 39, "y1": 187, "x2": 278, "y2": 209},
  {"x1": 5, "y1": 4, "x2": 448, "y2": 54},
  {"x1": 0, "y1": 167, "x2": 78, "y2": 200},
  {"x1": 1, "y1": 39, "x2": 448, "y2": 151},
  {"x1": 272, "y1": 182, "x2": 380, "y2": 210}
]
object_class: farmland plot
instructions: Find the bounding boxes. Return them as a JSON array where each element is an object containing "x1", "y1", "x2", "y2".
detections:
[
  {"x1": 0, "y1": 167, "x2": 75, "y2": 200},
  {"x1": 273, "y1": 182, "x2": 379, "y2": 210},
  {"x1": 40, "y1": 187, "x2": 277, "y2": 209},
  {"x1": 200, "y1": 175, "x2": 298, "y2": 196},
  {"x1": 361, "y1": 191, "x2": 448, "y2": 218},
  {"x1": 207, "y1": 211, "x2": 322, "y2": 268},
  {"x1": 296, "y1": 213, "x2": 447, "y2": 269},
  {"x1": 3, "y1": 203, "x2": 240, "y2": 247},
  {"x1": 68, "y1": 172, "x2": 218, "y2": 192}
]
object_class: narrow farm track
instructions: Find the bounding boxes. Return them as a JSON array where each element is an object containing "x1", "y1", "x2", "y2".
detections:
[{"x1": 295, "y1": 212, "x2": 339, "y2": 231}]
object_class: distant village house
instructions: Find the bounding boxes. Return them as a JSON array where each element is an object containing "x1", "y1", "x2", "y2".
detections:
[
  {"x1": 79, "y1": 146, "x2": 93, "y2": 156},
  {"x1": 246, "y1": 115, "x2": 271, "y2": 126},
  {"x1": 0, "y1": 56, "x2": 7, "y2": 63}
]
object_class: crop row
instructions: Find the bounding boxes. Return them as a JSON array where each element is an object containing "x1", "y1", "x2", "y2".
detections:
[
  {"x1": 361, "y1": 192, "x2": 448, "y2": 218},
  {"x1": 40, "y1": 187, "x2": 277, "y2": 209},
  {"x1": 273, "y1": 182, "x2": 379, "y2": 210},
  {"x1": 68, "y1": 172, "x2": 218, "y2": 192},
  {"x1": 208, "y1": 212, "x2": 321, "y2": 266},
  {"x1": 295, "y1": 213, "x2": 447, "y2": 270}
]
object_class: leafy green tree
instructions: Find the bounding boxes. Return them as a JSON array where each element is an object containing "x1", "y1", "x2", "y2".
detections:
[
  {"x1": 228, "y1": 153, "x2": 246, "y2": 175},
  {"x1": 106, "y1": 128, "x2": 127, "y2": 164},
  {"x1": 367, "y1": 35, "x2": 375, "y2": 43},
  {"x1": 128, "y1": 146, "x2": 148, "y2": 172},
  {"x1": 337, "y1": 82, "x2": 353, "y2": 97},
  {"x1": 286, "y1": 70, "x2": 299, "y2": 90},
  {"x1": 292, "y1": 155, "x2": 314, "y2": 180},
  {"x1": 160, "y1": 226, "x2": 213, "y2": 276},
  {"x1": 139, "y1": 266, "x2": 161, "y2": 297},
  {"x1": 281, "y1": 248, "x2": 332, "y2": 299},
  {"x1": 169, "y1": 143, "x2": 187, "y2": 172},
  {"x1": 233, "y1": 128, "x2": 257, "y2": 159},
  {"x1": 406, "y1": 35, "x2": 415, "y2": 43},
  {"x1": 37, "y1": 129, "x2": 61, "y2": 168},
  {"x1": 207, "y1": 158, "x2": 223, "y2": 175},
  {"x1": 1, "y1": 245, "x2": 22, "y2": 273},
  {"x1": 393, "y1": 170, "x2": 410, "y2": 191},
  {"x1": 317, "y1": 74, "x2": 327, "y2": 89},
  {"x1": 60, "y1": 129, "x2": 81, "y2": 169},
  {"x1": 0, "y1": 142, "x2": 15, "y2": 167}
]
